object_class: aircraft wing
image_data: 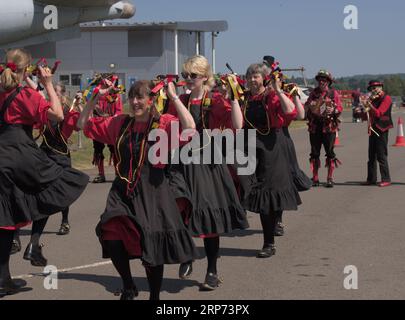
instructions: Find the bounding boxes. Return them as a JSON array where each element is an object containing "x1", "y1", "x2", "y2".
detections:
[
  {"x1": 36, "y1": 0, "x2": 123, "y2": 7},
  {"x1": 0, "y1": 0, "x2": 135, "y2": 48}
]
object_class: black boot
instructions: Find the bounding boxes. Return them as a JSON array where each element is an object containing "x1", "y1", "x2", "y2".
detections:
[
  {"x1": 325, "y1": 158, "x2": 338, "y2": 189},
  {"x1": 23, "y1": 243, "x2": 47, "y2": 267},
  {"x1": 0, "y1": 278, "x2": 27, "y2": 296},
  {"x1": 274, "y1": 221, "x2": 285, "y2": 237},
  {"x1": 179, "y1": 261, "x2": 193, "y2": 279},
  {"x1": 256, "y1": 244, "x2": 276, "y2": 258},
  {"x1": 93, "y1": 175, "x2": 106, "y2": 183},
  {"x1": 119, "y1": 287, "x2": 139, "y2": 300},
  {"x1": 200, "y1": 273, "x2": 223, "y2": 291},
  {"x1": 10, "y1": 238, "x2": 21, "y2": 255},
  {"x1": 57, "y1": 222, "x2": 71, "y2": 236}
]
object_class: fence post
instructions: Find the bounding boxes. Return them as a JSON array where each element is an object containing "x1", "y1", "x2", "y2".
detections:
[{"x1": 78, "y1": 131, "x2": 83, "y2": 149}]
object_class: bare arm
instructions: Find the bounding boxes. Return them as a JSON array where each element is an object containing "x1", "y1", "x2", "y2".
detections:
[
  {"x1": 37, "y1": 67, "x2": 63, "y2": 122},
  {"x1": 271, "y1": 77, "x2": 295, "y2": 114},
  {"x1": 76, "y1": 96, "x2": 97, "y2": 130},
  {"x1": 294, "y1": 95, "x2": 305, "y2": 120},
  {"x1": 230, "y1": 99, "x2": 243, "y2": 129},
  {"x1": 166, "y1": 82, "x2": 196, "y2": 130},
  {"x1": 277, "y1": 90, "x2": 296, "y2": 114},
  {"x1": 25, "y1": 76, "x2": 37, "y2": 90}
]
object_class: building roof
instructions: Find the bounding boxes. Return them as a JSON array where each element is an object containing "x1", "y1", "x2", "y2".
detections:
[{"x1": 80, "y1": 21, "x2": 228, "y2": 33}]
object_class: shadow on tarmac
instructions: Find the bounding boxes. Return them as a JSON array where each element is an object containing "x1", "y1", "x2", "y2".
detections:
[
  {"x1": 18, "y1": 229, "x2": 58, "y2": 236},
  {"x1": 333, "y1": 181, "x2": 405, "y2": 187},
  {"x1": 57, "y1": 272, "x2": 201, "y2": 296},
  {"x1": 221, "y1": 229, "x2": 263, "y2": 238}
]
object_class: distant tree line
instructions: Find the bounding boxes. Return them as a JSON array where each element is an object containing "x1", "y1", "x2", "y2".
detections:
[{"x1": 289, "y1": 74, "x2": 405, "y2": 97}]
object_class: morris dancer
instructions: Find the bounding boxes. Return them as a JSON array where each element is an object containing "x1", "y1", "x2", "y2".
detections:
[
  {"x1": 89, "y1": 74, "x2": 123, "y2": 183},
  {"x1": 240, "y1": 62, "x2": 301, "y2": 257},
  {"x1": 165, "y1": 55, "x2": 249, "y2": 291},
  {"x1": 305, "y1": 70, "x2": 342, "y2": 188},
  {"x1": 77, "y1": 80, "x2": 198, "y2": 300},
  {"x1": 10, "y1": 81, "x2": 83, "y2": 258},
  {"x1": 262, "y1": 56, "x2": 311, "y2": 237},
  {"x1": 0, "y1": 49, "x2": 88, "y2": 296},
  {"x1": 277, "y1": 83, "x2": 312, "y2": 236}
]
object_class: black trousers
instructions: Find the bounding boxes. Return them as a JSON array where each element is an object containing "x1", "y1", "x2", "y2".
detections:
[
  {"x1": 93, "y1": 140, "x2": 115, "y2": 160},
  {"x1": 367, "y1": 130, "x2": 391, "y2": 183},
  {"x1": 310, "y1": 128, "x2": 336, "y2": 160}
]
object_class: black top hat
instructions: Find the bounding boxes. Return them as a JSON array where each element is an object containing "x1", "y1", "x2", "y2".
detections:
[
  {"x1": 367, "y1": 80, "x2": 384, "y2": 91},
  {"x1": 263, "y1": 56, "x2": 275, "y2": 67}
]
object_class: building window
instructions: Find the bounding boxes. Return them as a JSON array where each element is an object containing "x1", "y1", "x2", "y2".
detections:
[
  {"x1": 71, "y1": 74, "x2": 82, "y2": 86},
  {"x1": 128, "y1": 30, "x2": 163, "y2": 57},
  {"x1": 59, "y1": 75, "x2": 70, "y2": 85}
]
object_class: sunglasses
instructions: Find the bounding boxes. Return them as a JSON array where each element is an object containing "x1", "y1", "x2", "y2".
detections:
[{"x1": 181, "y1": 72, "x2": 201, "y2": 80}]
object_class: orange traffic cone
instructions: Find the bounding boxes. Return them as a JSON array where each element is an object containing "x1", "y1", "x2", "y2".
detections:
[
  {"x1": 393, "y1": 117, "x2": 405, "y2": 147},
  {"x1": 334, "y1": 131, "x2": 341, "y2": 147}
]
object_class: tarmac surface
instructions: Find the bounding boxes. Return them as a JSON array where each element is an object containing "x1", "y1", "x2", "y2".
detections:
[{"x1": 3, "y1": 109, "x2": 405, "y2": 300}]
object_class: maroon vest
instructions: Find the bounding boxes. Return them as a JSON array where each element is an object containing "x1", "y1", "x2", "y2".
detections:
[{"x1": 372, "y1": 94, "x2": 393, "y2": 132}]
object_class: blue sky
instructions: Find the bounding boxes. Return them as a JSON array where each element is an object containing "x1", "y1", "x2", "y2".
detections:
[{"x1": 129, "y1": 0, "x2": 405, "y2": 78}]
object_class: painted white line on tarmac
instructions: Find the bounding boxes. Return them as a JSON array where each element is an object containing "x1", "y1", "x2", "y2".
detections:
[{"x1": 13, "y1": 261, "x2": 113, "y2": 279}]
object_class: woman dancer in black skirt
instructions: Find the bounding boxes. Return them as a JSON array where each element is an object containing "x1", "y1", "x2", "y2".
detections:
[
  {"x1": 165, "y1": 55, "x2": 249, "y2": 291},
  {"x1": 77, "y1": 80, "x2": 198, "y2": 300},
  {"x1": 10, "y1": 82, "x2": 82, "y2": 260},
  {"x1": 0, "y1": 49, "x2": 88, "y2": 296},
  {"x1": 241, "y1": 63, "x2": 302, "y2": 258},
  {"x1": 275, "y1": 87, "x2": 312, "y2": 236},
  {"x1": 35, "y1": 82, "x2": 81, "y2": 236}
]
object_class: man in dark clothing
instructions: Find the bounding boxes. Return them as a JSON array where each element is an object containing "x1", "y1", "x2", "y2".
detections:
[{"x1": 355, "y1": 80, "x2": 393, "y2": 187}]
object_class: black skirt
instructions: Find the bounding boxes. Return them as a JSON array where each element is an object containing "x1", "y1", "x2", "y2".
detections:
[
  {"x1": 0, "y1": 125, "x2": 89, "y2": 226},
  {"x1": 166, "y1": 155, "x2": 249, "y2": 237},
  {"x1": 282, "y1": 127, "x2": 312, "y2": 192},
  {"x1": 95, "y1": 163, "x2": 198, "y2": 267},
  {"x1": 242, "y1": 128, "x2": 302, "y2": 215},
  {"x1": 41, "y1": 144, "x2": 72, "y2": 169}
]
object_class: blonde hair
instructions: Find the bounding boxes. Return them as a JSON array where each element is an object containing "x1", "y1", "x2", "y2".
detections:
[
  {"x1": 182, "y1": 55, "x2": 215, "y2": 90},
  {"x1": 0, "y1": 48, "x2": 32, "y2": 91},
  {"x1": 55, "y1": 82, "x2": 67, "y2": 95}
]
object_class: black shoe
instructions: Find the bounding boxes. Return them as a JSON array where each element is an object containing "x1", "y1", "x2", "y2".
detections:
[
  {"x1": 179, "y1": 261, "x2": 193, "y2": 279},
  {"x1": 23, "y1": 243, "x2": 48, "y2": 267},
  {"x1": 312, "y1": 179, "x2": 320, "y2": 187},
  {"x1": 256, "y1": 245, "x2": 276, "y2": 258},
  {"x1": 119, "y1": 287, "x2": 139, "y2": 300},
  {"x1": 0, "y1": 278, "x2": 27, "y2": 296},
  {"x1": 57, "y1": 222, "x2": 70, "y2": 235},
  {"x1": 325, "y1": 179, "x2": 334, "y2": 188},
  {"x1": 10, "y1": 239, "x2": 22, "y2": 255},
  {"x1": 361, "y1": 181, "x2": 377, "y2": 186},
  {"x1": 200, "y1": 273, "x2": 223, "y2": 291},
  {"x1": 274, "y1": 222, "x2": 285, "y2": 237},
  {"x1": 93, "y1": 175, "x2": 106, "y2": 183}
]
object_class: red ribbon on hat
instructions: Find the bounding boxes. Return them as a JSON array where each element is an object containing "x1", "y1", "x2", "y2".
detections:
[{"x1": 6, "y1": 62, "x2": 17, "y2": 72}]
